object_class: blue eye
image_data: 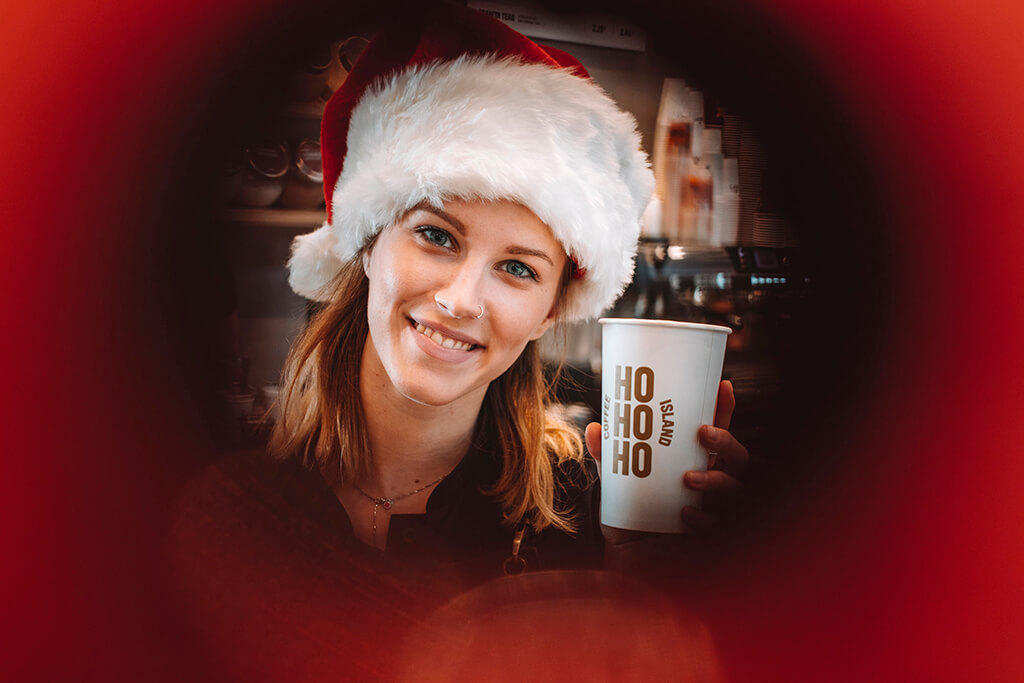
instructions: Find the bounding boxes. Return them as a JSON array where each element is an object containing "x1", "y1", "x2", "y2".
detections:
[
  {"x1": 503, "y1": 260, "x2": 537, "y2": 280},
  {"x1": 416, "y1": 226, "x2": 453, "y2": 248}
]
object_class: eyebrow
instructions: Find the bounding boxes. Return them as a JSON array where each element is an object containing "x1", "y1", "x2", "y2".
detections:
[
  {"x1": 412, "y1": 201, "x2": 467, "y2": 236},
  {"x1": 506, "y1": 246, "x2": 555, "y2": 267},
  {"x1": 410, "y1": 202, "x2": 557, "y2": 267}
]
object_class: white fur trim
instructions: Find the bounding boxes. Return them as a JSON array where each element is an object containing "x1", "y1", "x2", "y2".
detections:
[
  {"x1": 290, "y1": 55, "x2": 654, "y2": 320},
  {"x1": 287, "y1": 222, "x2": 343, "y2": 300}
]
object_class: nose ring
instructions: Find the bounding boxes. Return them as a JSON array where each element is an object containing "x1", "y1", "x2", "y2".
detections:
[{"x1": 435, "y1": 294, "x2": 485, "y2": 320}]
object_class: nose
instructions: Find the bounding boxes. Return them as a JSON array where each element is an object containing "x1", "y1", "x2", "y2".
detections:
[{"x1": 434, "y1": 262, "x2": 486, "y2": 320}]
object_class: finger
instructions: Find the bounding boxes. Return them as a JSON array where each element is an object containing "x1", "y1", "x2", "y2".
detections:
[
  {"x1": 699, "y1": 425, "x2": 749, "y2": 477},
  {"x1": 681, "y1": 505, "x2": 715, "y2": 532},
  {"x1": 713, "y1": 380, "x2": 736, "y2": 431},
  {"x1": 683, "y1": 468, "x2": 742, "y2": 493},
  {"x1": 585, "y1": 421, "x2": 602, "y2": 463}
]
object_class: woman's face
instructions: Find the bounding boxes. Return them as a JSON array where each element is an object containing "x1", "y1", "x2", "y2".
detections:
[{"x1": 361, "y1": 199, "x2": 567, "y2": 408}]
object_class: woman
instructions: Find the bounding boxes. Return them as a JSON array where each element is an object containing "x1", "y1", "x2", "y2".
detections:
[
  {"x1": 168, "y1": 6, "x2": 747, "y2": 678},
  {"x1": 269, "y1": 3, "x2": 749, "y2": 579}
]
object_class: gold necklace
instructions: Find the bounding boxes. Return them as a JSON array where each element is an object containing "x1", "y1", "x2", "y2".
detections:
[{"x1": 354, "y1": 473, "x2": 448, "y2": 546}]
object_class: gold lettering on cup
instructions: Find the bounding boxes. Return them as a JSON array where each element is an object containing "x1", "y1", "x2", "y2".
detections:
[{"x1": 608, "y1": 365, "x2": 656, "y2": 479}]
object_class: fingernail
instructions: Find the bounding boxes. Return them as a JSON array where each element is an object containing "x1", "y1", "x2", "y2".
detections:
[
  {"x1": 687, "y1": 471, "x2": 707, "y2": 487},
  {"x1": 702, "y1": 426, "x2": 718, "y2": 444}
]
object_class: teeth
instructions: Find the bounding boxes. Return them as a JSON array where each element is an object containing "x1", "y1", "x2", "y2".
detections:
[{"x1": 413, "y1": 321, "x2": 474, "y2": 351}]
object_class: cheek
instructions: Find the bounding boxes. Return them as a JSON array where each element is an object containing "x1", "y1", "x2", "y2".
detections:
[
  {"x1": 493, "y1": 291, "x2": 557, "y2": 346},
  {"x1": 368, "y1": 256, "x2": 420, "y2": 311}
]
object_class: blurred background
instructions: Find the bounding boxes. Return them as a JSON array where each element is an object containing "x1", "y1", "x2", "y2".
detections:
[{"x1": 2, "y1": 0, "x2": 1022, "y2": 680}]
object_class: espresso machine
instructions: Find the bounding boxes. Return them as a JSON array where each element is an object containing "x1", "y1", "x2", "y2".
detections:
[{"x1": 547, "y1": 238, "x2": 810, "y2": 457}]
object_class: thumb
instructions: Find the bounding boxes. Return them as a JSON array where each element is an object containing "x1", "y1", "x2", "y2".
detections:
[{"x1": 585, "y1": 422, "x2": 602, "y2": 463}]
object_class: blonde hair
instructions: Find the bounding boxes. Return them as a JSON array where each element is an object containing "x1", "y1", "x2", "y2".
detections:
[{"x1": 268, "y1": 253, "x2": 586, "y2": 534}]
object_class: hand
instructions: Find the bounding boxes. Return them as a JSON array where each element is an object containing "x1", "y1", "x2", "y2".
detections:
[
  {"x1": 584, "y1": 380, "x2": 749, "y2": 536},
  {"x1": 681, "y1": 379, "x2": 749, "y2": 531}
]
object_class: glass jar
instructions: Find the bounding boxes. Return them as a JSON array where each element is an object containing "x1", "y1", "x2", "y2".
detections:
[
  {"x1": 279, "y1": 139, "x2": 324, "y2": 209},
  {"x1": 288, "y1": 45, "x2": 334, "y2": 102},
  {"x1": 234, "y1": 143, "x2": 289, "y2": 208},
  {"x1": 325, "y1": 36, "x2": 369, "y2": 95}
]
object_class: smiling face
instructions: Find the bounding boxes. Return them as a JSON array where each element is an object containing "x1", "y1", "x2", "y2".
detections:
[{"x1": 360, "y1": 199, "x2": 568, "y2": 410}]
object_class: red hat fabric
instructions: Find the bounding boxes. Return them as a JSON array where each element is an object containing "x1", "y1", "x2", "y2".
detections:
[{"x1": 288, "y1": 2, "x2": 653, "y2": 321}]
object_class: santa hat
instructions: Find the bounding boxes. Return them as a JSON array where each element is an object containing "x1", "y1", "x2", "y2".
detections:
[{"x1": 288, "y1": 3, "x2": 654, "y2": 321}]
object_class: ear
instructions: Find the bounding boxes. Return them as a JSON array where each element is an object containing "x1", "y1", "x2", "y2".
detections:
[
  {"x1": 360, "y1": 226, "x2": 385, "y2": 277},
  {"x1": 361, "y1": 248, "x2": 372, "y2": 277},
  {"x1": 527, "y1": 305, "x2": 559, "y2": 341}
]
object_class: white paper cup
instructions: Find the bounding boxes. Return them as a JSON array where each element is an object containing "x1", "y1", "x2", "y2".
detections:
[
  {"x1": 599, "y1": 318, "x2": 732, "y2": 533},
  {"x1": 261, "y1": 384, "x2": 281, "y2": 424}
]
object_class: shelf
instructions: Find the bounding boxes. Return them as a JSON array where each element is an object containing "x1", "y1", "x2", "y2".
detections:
[
  {"x1": 221, "y1": 207, "x2": 326, "y2": 229},
  {"x1": 283, "y1": 100, "x2": 325, "y2": 121}
]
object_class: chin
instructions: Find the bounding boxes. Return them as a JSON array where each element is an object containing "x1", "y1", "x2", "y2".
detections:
[
  {"x1": 392, "y1": 374, "x2": 478, "y2": 408},
  {"x1": 397, "y1": 387, "x2": 453, "y2": 407}
]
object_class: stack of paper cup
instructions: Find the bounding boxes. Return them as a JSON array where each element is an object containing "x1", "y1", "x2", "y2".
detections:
[
  {"x1": 599, "y1": 318, "x2": 731, "y2": 533},
  {"x1": 262, "y1": 384, "x2": 281, "y2": 424},
  {"x1": 712, "y1": 158, "x2": 741, "y2": 246}
]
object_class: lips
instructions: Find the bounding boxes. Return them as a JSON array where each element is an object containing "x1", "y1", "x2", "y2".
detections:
[{"x1": 409, "y1": 318, "x2": 482, "y2": 351}]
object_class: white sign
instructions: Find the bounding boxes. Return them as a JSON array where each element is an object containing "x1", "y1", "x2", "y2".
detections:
[{"x1": 468, "y1": 1, "x2": 646, "y2": 52}]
